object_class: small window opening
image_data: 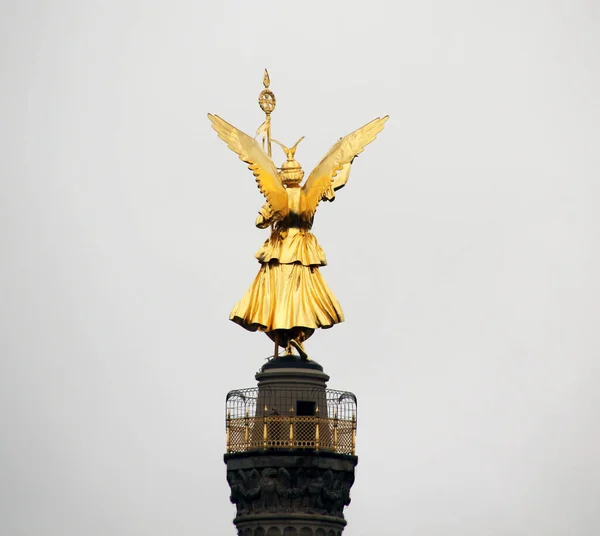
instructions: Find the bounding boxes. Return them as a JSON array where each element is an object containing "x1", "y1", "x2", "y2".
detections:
[{"x1": 296, "y1": 400, "x2": 316, "y2": 416}]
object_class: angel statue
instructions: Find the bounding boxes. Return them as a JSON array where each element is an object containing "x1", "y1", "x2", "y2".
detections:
[{"x1": 208, "y1": 111, "x2": 388, "y2": 360}]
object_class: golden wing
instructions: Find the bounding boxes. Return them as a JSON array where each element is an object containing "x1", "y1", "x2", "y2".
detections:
[
  {"x1": 208, "y1": 113, "x2": 288, "y2": 217},
  {"x1": 321, "y1": 153, "x2": 352, "y2": 202},
  {"x1": 302, "y1": 116, "x2": 388, "y2": 214}
]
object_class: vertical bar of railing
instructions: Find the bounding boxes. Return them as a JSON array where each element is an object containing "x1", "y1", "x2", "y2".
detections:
[
  {"x1": 333, "y1": 408, "x2": 338, "y2": 453},
  {"x1": 315, "y1": 406, "x2": 320, "y2": 451},
  {"x1": 289, "y1": 407, "x2": 295, "y2": 448},
  {"x1": 226, "y1": 410, "x2": 231, "y2": 453},
  {"x1": 263, "y1": 405, "x2": 268, "y2": 449},
  {"x1": 244, "y1": 409, "x2": 249, "y2": 450},
  {"x1": 351, "y1": 411, "x2": 356, "y2": 455}
]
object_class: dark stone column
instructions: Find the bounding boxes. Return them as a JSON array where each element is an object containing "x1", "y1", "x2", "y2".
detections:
[{"x1": 225, "y1": 451, "x2": 357, "y2": 536}]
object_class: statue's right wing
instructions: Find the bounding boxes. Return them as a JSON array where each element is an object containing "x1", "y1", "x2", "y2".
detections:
[{"x1": 208, "y1": 114, "x2": 288, "y2": 218}]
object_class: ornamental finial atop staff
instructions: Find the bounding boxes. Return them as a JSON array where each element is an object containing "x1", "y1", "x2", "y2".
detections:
[
  {"x1": 208, "y1": 71, "x2": 388, "y2": 361},
  {"x1": 257, "y1": 69, "x2": 276, "y2": 157}
]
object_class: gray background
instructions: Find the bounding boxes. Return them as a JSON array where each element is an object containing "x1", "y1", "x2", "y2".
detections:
[{"x1": 1, "y1": 1, "x2": 599, "y2": 535}]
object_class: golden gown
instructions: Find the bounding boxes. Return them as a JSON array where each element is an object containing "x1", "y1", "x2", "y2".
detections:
[{"x1": 230, "y1": 187, "x2": 344, "y2": 347}]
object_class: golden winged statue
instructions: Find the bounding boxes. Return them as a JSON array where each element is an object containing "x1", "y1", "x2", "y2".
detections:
[{"x1": 208, "y1": 112, "x2": 388, "y2": 359}]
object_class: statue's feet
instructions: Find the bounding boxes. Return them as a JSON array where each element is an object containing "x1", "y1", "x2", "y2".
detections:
[{"x1": 290, "y1": 339, "x2": 309, "y2": 360}]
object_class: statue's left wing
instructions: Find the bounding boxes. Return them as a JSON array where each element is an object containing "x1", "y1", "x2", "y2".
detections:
[
  {"x1": 301, "y1": 116, "x2": 388, "y2": 215},
  {"x1": 208, "y1": 114, "x2": 289, "y2": 218}
]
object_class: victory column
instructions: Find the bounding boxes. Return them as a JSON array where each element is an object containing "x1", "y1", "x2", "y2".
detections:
[{"x1": 210, "y1": 70, "x2": 388, "y2": 535}]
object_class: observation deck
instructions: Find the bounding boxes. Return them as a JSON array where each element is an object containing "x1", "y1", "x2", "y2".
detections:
[
  {"x1": 226, "y1": 386, "x2": 357, "y2": 455},
  {"x1": 225, "y1": 355, "x2": 357, "y2": 455}
]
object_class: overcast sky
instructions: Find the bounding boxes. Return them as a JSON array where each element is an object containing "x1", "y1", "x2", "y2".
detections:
[{"x1": 1, "y1": 1, "x2": 599, "y2": 535}]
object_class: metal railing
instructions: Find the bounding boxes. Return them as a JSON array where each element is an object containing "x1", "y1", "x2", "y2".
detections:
[
  {"x1": 225, "y1": 387, "x2": 357, "y2": 455},
  {"x1": 226, "y1": 412, "x2": 356, "y2": 455}
]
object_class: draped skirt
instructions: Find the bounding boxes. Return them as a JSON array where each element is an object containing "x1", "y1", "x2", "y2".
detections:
[{"x1": 230, "y1": 260, "x2": 344, "y2": 345}]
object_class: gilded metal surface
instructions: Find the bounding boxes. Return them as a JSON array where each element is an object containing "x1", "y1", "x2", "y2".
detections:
[
  {"x1": 226, "y1": 415, "x2": 356, "y2": 455},
  {"x1": 208, "y1": 71, "x2": 388, "y2": 358},
  {"x1": 256, "y1": 69, "x2": 275, "y2": 156}
]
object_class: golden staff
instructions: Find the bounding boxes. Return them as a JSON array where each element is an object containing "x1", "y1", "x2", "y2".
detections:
[
  {"x1": 257, "y1": 69, "x2": 279, "y2": 358},
  {"x1": 256, "y1": 69, "x2": 276, "y2": 157}
]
